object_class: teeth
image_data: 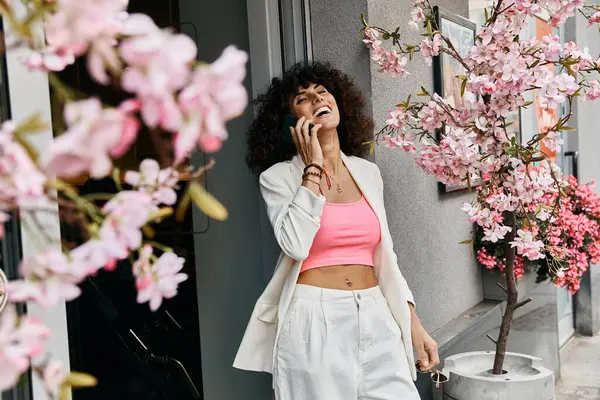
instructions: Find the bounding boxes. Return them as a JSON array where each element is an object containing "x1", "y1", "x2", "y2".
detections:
[{"x1": 313, "y1": 106, "x2": 330, "y2": 117}]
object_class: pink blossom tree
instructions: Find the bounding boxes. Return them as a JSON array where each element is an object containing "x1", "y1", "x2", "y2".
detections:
[
  {"x1": 0, "y1": 0, "x2": 247, "y2": 397},
  {"x1": 363, "y1": 0, "x2": 600, "y2": 374}
]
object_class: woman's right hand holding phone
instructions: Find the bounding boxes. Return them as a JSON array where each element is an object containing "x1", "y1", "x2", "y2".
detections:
[
  {"x1": 290, "y1": 116, "x2": 323, "y2": 167},
  {"x1": 291, "y1": 117, "x2": 323, "y2": 195}
]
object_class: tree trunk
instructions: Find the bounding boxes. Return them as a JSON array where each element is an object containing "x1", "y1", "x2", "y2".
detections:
[{"x1": 492, "y1": 210, "x2": 517, "y2": 374}]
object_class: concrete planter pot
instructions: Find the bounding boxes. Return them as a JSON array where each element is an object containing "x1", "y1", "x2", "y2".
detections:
[
  {"x1": 442, "y1": 351, "x2": 554, "y2": 400},
  {"x1": 481, "y1": 267, "x2": 539, "y2": 301}
]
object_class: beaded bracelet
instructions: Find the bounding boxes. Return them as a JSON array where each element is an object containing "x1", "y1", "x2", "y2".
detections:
[
  {"x1": 302, "y1": 171, "x2": 322, "y2": 180},
  {"x1": 303, "y1": 163, "x2": 331, "y2": 190},
  {"x1": 303, "y1": 163, "x2": 323, "y2": 173}
]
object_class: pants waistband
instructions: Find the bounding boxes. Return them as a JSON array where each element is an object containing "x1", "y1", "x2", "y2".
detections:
[{"x1": 292, "y1": 284, "x2": 385, "y2": 304}]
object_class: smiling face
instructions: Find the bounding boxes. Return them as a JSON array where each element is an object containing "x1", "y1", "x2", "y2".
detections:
[{"x1": 289, "y1": 83, "x2": 340, "y2": 133}]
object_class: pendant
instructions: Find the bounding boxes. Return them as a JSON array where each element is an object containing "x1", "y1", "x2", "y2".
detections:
[{"x1": 336, "y1": 183, "x2": 342, "y2": 194}]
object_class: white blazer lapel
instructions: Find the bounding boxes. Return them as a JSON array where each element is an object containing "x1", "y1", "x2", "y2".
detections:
[{"x1": 341, "y1": 153, "x2": 384, "y2": 223}]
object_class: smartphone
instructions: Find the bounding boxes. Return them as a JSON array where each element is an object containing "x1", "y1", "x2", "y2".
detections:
[{"x1": 282, "y1": 114, "x2": 314, "y2": 144}]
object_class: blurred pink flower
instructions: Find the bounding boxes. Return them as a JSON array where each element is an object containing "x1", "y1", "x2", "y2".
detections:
[
  {"x1": 43, "y1": 359, "x2": 68, "y2": 399},
  {"x1": 0, "y1": 122, "x2": 46, "y2": 208},
  {"x1": 198, "y1": 135, "x2": 223, "y2": 153},
  {"x1": 420, "y1": 34, "x2": 442, "y2": 66},
  {"x1": 134, "y1": 246, "x2": 187, "y2": 311},
  {"x1": 41, "y1": 98, "x2": 140, "y2": 179},
  {"x1": 125, "y1": 159, "x2": 178, "y2": 205},
  {"x1": 44, "y1": 0, "x2": 128, "y2": 57},
  {"x1": 175, "y1": 45, "x2": 248, "y2": 162},
  {"x1": 7, "y1": 249, "x2": 83, "y2": 308},
  {"x1": 0, "y1": 306, "x2": 50, "y2": 391},
  {"x1": 23, "y1": 47, "x2": 75, "y2": 72},
  {"x1": 120, "y1": 14, "x2": 196, "y2": 131},
  {"x1": 101, "y1": 191, "x2": 157, "y2": 253}
]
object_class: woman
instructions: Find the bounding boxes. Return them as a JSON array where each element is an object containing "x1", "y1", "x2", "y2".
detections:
[{"x1": 234, "y1": 62, "x2": 439, "y2": 399}]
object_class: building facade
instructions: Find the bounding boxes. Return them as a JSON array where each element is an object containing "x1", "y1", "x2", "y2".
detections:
[{"x1": 1, "y1": 1, "x2": 599, "y2": 400}]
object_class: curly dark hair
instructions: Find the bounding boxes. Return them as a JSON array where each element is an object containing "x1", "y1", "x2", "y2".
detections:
[{"x1": 246, "y1": 62, "x2": 374, "y2": 175}]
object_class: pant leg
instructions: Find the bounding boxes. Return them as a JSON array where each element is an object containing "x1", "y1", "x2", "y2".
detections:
[
  {"x1": 358, "y1": 294, "x2": 422, "y2": 400},
  {"x1": 274, "y1": 295, "x2": 359, "y2": 400}
]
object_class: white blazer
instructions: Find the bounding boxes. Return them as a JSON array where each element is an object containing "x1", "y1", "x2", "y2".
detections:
[{"x1": 233, "y1": 152, "x2": 418, "y2": 381}]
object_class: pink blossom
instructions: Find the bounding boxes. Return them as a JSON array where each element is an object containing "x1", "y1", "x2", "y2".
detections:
[
  {"x1": 43, "y1": 360, "x2": 68, "y2": 399},
  {"x1": 23, "y1": 47, "x2": 75, "y2": 72},
  {"x1": 0, "y1": 122, "x2": 46, "y2": 208},
  {"x1": 119, "y1": 14, "x2": 197, "y2": 132},
  {"x1": 125, "y1": 159, "x2": 178, "y2": 205},
  {"x1": 174, "y1": 45, "x2": 248, "y2": 162},
  {"x1": 385, "y1": 108, "x2": 409, "y2": 130},
  {"x1": 420, "y1": 34, "x2": 442, "y2": 66},
  {"x1": 539, "y1": 73, "x2": 580, "y2": 109},
  {"x1": 511, "y1": 229, "x2": 546, "y2": 260},
  {"x1": 417, "y1": 101, "x2": 446, "y2": 131},
  {"x1": 483, "y1": 225, "x2": 513, "y2": 243},
  {"x1": 586, "y1": 81, "x2": 600, "y2": 101},
  {"x1": 589, "y1": 12, "x2": 600, "y2": 25},
  {"x1": 363, "y1": 28, "x2": 381, "y2": 52},
  {"x1": 101, "y1": 191, "x2": 157, "y2": 253},
  {"x1": 7, "y1": 249, "x2": 83, "y2": 308},
  {"x1": 198, "y1": 135, "x2": 223, "y2": 153},
  {"x1": 38, "y1": 0, "x2": 128, "y2": 77},
  {"x1": 382, "y1": 134, "x2": 416, "y2": 153},
  {"x1": 41, "y1": 99, "x2": 140, "y2": 179},
  {"x1": 0, "y1": 306, "x2": 51, "y2": 391},
  {"x1": 134, "y1": 246, "x2": 188, "y2": 311}
]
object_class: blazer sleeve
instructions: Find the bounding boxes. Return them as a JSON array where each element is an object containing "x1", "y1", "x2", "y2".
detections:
[
  {"x1": 373, "y1": 163, "x2": 416, "y2": 306},
  {"x1": 259, "y1": 163, "x2": 326, "y2": 261}
]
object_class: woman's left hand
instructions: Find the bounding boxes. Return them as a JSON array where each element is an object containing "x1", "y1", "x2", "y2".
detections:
[{"x1": 410, "y1": 314, "x2": 439, "y2": 372}]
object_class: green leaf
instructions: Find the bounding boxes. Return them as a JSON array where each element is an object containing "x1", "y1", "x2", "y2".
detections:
[
  {"x1": 370, "y1": 141, "x2": 376, "y2": 156},
  {"x1": 484, "y1": 7, "x2": 489, "y2": 22},
  {"x1": 460, "y1": 79, "x2": 467, "y2": 97},
  {"x1": 459, "y1": 239, "x2": 473, "y2": 245},
  {"x1": 522, "y1": 101, "x2": 534, "y2": 108},
  {"x1": 426, "y1": 20, "x2": 433, "y2": 34},
  {"x1": 112, "y1": 168, "x2": 123, "y2": 191},
  {"x1": 558, "y1": 125, "x2": 576, "y2": 131},
  {"x1": 360, "y1": 13, "x2": 368, "y2": 27},
  {"x1": 382, "y1": 33, "x2": 390, "y2": 40},
  {"x1": 189, "y1": 181, "x2": 228, "y2": 221},
  {"x1": 13, "y1": 135, "x2": 38, "y2": 162},
  {"x1": 530, "y1": 59, "x2": 540, "y2": 69},
  {"x1": 14, "y1": 113, "x2": 48, "y2": 135}
]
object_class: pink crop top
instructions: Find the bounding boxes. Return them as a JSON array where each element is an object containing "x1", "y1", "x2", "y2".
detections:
[{"x1": 300, "y1": 196, "x2": 382, "y2": 272}]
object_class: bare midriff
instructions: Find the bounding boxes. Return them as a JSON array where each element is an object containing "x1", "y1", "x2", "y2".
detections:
[{"x1": 297, "y1": 264, "x2": 378, "y2": 290}]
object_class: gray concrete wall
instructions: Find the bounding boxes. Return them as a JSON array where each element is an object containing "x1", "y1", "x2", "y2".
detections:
[
  {"x1": 311, "y1": 0, "x2": 481, "y2": 332},
  {"x1": 180, "y1": 0, "x2": 274, "y2": 399}
]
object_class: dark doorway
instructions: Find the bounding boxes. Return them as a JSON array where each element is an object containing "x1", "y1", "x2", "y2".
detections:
[{"x1": 55, "y1": 2, "x2": 204, "y2": 399}]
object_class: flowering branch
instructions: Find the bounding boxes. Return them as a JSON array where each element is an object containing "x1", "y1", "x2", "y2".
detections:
[
  {"x1": 0, "y1": 0, "x2": 249, "y2": 396},
  {"x1": 362, "y1": 0, "x2": 600, "y2": 374}
]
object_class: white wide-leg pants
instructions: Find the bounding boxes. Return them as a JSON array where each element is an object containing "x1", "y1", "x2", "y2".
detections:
[{"x1": 274, "y1": 284, "x2": 421, "y2": 400}]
